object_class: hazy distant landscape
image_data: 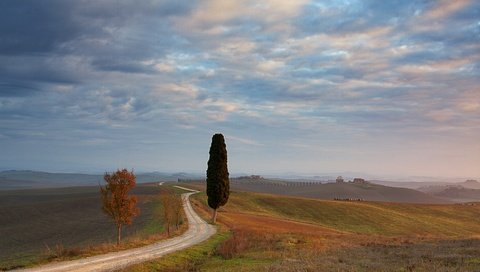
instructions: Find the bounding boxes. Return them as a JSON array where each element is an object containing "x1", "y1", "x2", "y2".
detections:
[
  {"x1": 2, "y1": 170, "x2": 478, "y2": 204},
  {"x1": 0, "y1": 170, "x2": 202, "y2": 190}
]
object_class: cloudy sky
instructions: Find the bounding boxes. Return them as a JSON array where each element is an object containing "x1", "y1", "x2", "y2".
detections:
[{"x1": 0, "y1": 0, "x2": 479, "y2": 178}]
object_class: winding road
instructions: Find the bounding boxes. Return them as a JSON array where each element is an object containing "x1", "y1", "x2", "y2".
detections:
[{"x1": 17, "y1": 186, "x2": 216, "y2": 272}]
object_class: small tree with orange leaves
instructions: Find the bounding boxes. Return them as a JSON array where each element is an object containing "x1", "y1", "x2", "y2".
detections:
[{"x1": 100, "y1": 169, "x2": 139, "y2": 245}]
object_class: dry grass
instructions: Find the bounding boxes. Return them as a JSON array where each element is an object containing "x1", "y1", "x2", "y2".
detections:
[{"x1": 184, "y1": 190, "x2": 480, "y2": 271}]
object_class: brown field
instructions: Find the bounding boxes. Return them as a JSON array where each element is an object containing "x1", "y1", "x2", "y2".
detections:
[{"x1": 0, "y1": 183, "x2": 182, "y2": 270}]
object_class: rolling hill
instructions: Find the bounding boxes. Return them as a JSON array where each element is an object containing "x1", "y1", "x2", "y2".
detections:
[
  {"x1": 371, "y1": 179, "x2": 480, "y2": 190},
  {"x1": 434, "y1": 187, "x2": 480, "y2": 201},
  {"x1": 417, "y1": 180, "x2": 480, "y2": 202},
  {"x1": 227, "y1": 178, "x2": 451, "y2": 204},
  {"x1": 203, "y1": 190, "x2": 480, "y2": 236},
  {"x1": 420, "y1": 186, "x2": 480, "y2": 202},
  {"x1": 0, "y1": 170, "x2": 102, "y2": 189}
]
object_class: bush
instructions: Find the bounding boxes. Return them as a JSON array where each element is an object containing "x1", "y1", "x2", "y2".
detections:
[
  {"x1": 215, "y1": 231, "x2": 251, "y2": 259},
  {"x1": 45, "y1": 244, "x2": 82, "y2": 260}
]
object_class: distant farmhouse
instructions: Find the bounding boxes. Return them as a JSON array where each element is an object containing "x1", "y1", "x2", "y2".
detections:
[
  {"x1": 352, "y1": 178, "x2": 369, "y2": 184},
  {"x1": 336, "y1": 176, "x2": 370, "y2": 184}
]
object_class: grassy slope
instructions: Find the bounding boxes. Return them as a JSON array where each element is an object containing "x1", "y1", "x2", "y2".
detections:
[
  {"x1": 222, "y1": 191, "x2": 480, "y2": 236},
  {"x1": 209, "y1": 191, "x2": 480, "y2": 271},
  {"x1": 125, "y1": 187, "x2": 480, "y2": 271}
]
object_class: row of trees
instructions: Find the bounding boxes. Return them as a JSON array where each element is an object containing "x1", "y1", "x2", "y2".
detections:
[{"x1": 100, "y1": 133, "x2": 230, "y2": 244}]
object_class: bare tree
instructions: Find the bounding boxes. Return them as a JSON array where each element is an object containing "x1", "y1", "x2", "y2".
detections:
[
  {"x1": 160, "y1": 189, "x2": 174, "y2": 236},
  {"x1": 160, "y1": 188, "x2": 183, "y2": 236},
  {"x1": 173, "y1": 194, "x2": 183, "y2": 229}
]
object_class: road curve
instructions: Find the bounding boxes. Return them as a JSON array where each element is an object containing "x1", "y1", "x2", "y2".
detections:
[{"x1": 16, "y1": 188, "x2": 216, "y2": 272}]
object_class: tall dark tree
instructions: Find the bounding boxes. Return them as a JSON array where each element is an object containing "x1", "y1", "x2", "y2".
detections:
[{"x1": 206, "y1": 133, "x2": 230, "y2": 223}]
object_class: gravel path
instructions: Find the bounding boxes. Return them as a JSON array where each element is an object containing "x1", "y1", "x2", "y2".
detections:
[{"x1": 16, "y1": 189, "x2": 215, "y2": 272}]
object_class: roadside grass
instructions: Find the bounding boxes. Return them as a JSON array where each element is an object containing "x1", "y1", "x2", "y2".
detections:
[
  {"x1": 121, "y1": 190, "x2": 230, "y2": 272},
  {"x1": 121, "y1": 228, "x2": 230, "y2": 272},
  {"x1": 0, "y1": 255, "x2": 38, "y2": 271},
  {"x1": 0, "y1": 183, "x2": 187, "y2": 270}
]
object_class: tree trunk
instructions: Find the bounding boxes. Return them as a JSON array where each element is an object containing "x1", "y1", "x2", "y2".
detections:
[
  {"x1": 117, "y1": 224, "x2": 122, "y2": 245},
  {"x1": 212, "y1": 208, "x2": 217, "y2": 224}
]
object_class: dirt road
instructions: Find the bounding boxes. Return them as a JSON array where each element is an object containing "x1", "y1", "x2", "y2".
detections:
[{"x1": 17, "y1": 188, "x2": 216, "y2": 272}]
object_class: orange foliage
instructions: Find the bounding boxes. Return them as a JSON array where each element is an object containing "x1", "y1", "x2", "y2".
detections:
[{"x1": 100, "y1": 169, "x2": 139, "y2": 245}]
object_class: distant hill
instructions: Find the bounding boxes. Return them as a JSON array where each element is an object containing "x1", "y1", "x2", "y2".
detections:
[
  {"x1": 417, "y1": 180, "x2": 480, "y2": 202},
  {"x1": 227, "y1": 178, "x2": 451, "y2": 204},
  {"x1": 370, "y1": 179, "x2": 480, "y2": 190},
  {"x1": 0, "y1": 170, "x2": 202, "y2": 190},
  {"x1": 461, "y1": 180, "x2": 480, "y2": 189},
  {"x1": 369, "y1": 180, "x2": 450, "y2": 189},
  {"x1": 0, "y1": 170, "x2": 102, "y2": 189},
  {"x1": 432, "y1": 187, "x2": 480, "y2": 202}
]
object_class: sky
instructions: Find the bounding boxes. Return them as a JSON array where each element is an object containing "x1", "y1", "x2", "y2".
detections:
[{"x1": 0, "y1": 0, "x2": 479, "y2": 178}]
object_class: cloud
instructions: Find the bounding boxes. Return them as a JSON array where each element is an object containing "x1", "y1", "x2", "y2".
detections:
[
  {"x1": 0, "y1": 0, "x2": 479, "y2": 176},
  {"x1": 91, "y1": 59, "x2": 156, "y2": 74},
  {"x1": 423, "y1": 0, "x2": 472, "y2": 20},
  {"x1": 0, "y1": 0, "x2": 80, "y2": 55},
  {"x1": 227, "y1": 135, "x2": 263, "y2": 147}
]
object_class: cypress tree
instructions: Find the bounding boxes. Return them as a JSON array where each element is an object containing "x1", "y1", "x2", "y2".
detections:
[{"x1": 206, "y1": 133, "x2": 230, "y2": 223}]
